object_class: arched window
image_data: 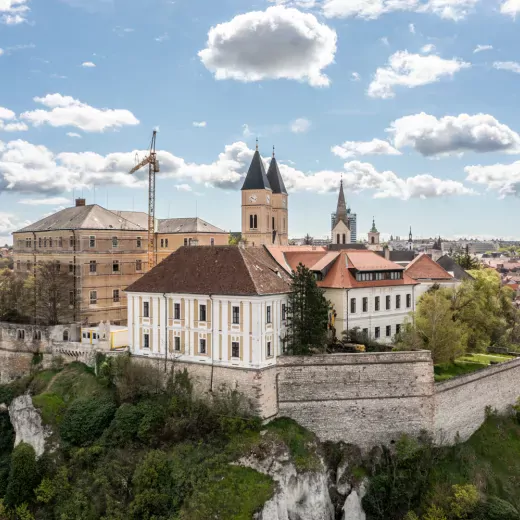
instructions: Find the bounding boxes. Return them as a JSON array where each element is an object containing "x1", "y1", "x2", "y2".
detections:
[
  {"x1": 253, "y1": 215, "x2": 258, "y2": 229},
  {"x1": 371, "y1": 236, "x2": 375, "y2": 244},
  {"x1": 250, "y1": 215, "x2": 254, "y2": 229},
  {"x1": 63, "y1": 330, "x2": 69, "y2": 341},
  {"x1": 336, "y1": 234, "x2": 340, "y2": 244},
  {"x1": 342, "y1": 234, "x2": 346, "y2": 244}
]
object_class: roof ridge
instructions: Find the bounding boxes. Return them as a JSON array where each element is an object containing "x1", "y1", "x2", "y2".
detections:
[
  {"x1": 241, "y1": 247, "x2": 285, "y2": 293},
  {"x1": 102, "y1": 206, "x2": 147, "y2": 230}
]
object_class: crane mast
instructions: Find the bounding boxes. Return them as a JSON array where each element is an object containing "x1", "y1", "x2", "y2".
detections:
[{"x1": 129, "y1": 130, "x2": 160, "y2": 271}]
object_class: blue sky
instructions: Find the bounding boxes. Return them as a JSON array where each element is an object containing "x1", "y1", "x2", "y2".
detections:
[{"x1": 1, "y1": 0, "x2": 520, "y2": 244}]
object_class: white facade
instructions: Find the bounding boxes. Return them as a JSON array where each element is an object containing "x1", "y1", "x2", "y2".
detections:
[
  {"x1": 127, "y1": 292, "x2": 288, "y2": 369},
  {"x1": 326, "y1": 284, "x2": 416, "y2": 343}
]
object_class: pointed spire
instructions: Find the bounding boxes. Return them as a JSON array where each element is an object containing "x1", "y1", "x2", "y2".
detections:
[
  {"x1": 409, "y1": 226, "x2": 413, "y2": 241},
  {"x1": 241, "y1": 145, "x2": 272, "y2": 191},
  {"x1": 334, "y1": 179, "x2": 349, "y2": 228},
  {"x1": 256, "y1": 138, "x2": 259, "y2": 151},
  {"x1": 370, "y1": 217, "x2": 378, "y2": 233},
  {"x1": 267, "y1": 146, "x2": 287, "y2": 194},
  {"x1": 272, "y1": 145, "x2": 275, "y2": 158}
]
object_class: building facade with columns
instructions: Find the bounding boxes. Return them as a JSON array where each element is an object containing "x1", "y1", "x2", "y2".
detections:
[{"x1": 125, "y1": 245, "x2": 291, "y2": 368}]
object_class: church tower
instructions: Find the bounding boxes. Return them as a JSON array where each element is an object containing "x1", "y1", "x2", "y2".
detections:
[
  {"x1": 332, "y1": 180, "x2": 351, "y2": 245},
  {"x1": 408, "y1": 227, "x2": 413, "y2": 251},
  {"x1": 266, "y1": 147, "x2": 288, "y2": 246},
  {"x1": 368, "y1": 217, "x2": 380, "y2": 246},
  {"x1": 241, "y1": 142, "x2": 273, "y2": 246}
]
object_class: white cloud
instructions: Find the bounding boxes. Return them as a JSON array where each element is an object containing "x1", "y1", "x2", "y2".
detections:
[
  {"x1": 0, "y1": 212, "x2": 24, "y2": 234},
  {"x1": 493, "y1": 61, "x2": 520, "y2": 74},
  {"x1": 290, "y1": 118, "x2": 311, "y2": 133},
  {"x1": 155, "y1": 32, "x2": 169, "y2": 43},
  {"x1": 0, "y1": 106, "x2": 28, "y2": 132},
  {"x1": 465, "y1": 161, "x2": 520, "y2": 197},
  {"x1": 192, "y1": 121, "x2": 207, "y2": 128},
  {"x1": 0, "y1": 0, "x2": 29, "y2": 24},
  {"x1": 322, "y1": 0, "x2": 479, "y2": 20},
  {"x1": 66, "y1": 132, "x2": 82, "y2": 138},
  {"x1": 113, "y1": 26, "x2": 134, "y2": 37},
  {"x1": 81, "y1": 61, "x2": 96, "y2": 68},
  {"x1": 387, "y1": 112, "x2": 520, "y2": 156},
  {"x1": 351, "y1": 72, "x2": 361, "y2": 81},
  {"x1": 331, "y1": 138, "x2": 401, "y2": 158},
  {"x1": 199, "y1": 6, "x2": 337, "y2": 88},
  {"x1": 380, "y1": 37, "x2": 389, "y2": 46},
  {"x1": 409, "y1": 23, "x2": 416, "y2": 34},
  {"x1": 242, "y1": 124, "x2": 253, "y2": 138},
  {"x1": 501, "y1": 0, "x2": 520, "y2": 17},
  {"x1": 368, "y1": 51, "x2": 470, "y2": 99},
  {"x1": 473, "y1": 44, "x2": 493, "y2": 53},
  {"x1": 267, "y1": 0, "x2": 317, "y2": 7},
  {"x1": 175, "y1": 184, "x2": 192, "y2": 192},
  {"x1": 20, "y1": 93, "x2": 140, "y2": 132},
  {"x1": 0, "y1": 49, "x2": 4, "y2": 56},
  {"x1": 421, "y1": 43, "x2": 436, "y2": 53},
  {"x1": 0, "y1": 138, "x2": 474, "y2": 199},
  {"x1": 19, "y1": 196, "x2": 71, "y2": 205}
]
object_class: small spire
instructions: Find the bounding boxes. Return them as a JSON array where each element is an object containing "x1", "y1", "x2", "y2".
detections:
[
  {"x1": 272, "y1": 145, "x2": 275, "y2": 158},
  {"x1": 255, "y1": 138, "x2": 259, "y2": 152},
  {"x1": 340, "y1": 172, "x2": 343, "y2": 186}
]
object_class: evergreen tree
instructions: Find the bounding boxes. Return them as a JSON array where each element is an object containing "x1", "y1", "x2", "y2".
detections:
[
  {"x1": 286, "y1": 263, "x2": 329, "y2": 355},
  {"x1": 4, "y1": 442, "x2": 39, "y2": 508}
]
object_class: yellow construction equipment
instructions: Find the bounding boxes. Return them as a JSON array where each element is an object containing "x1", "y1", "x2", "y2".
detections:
[{"x1": 129, "y1": 130, "x2": 160, "y2": 270}]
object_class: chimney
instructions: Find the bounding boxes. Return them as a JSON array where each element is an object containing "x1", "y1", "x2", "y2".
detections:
[{"x1": 75, "y1": 198, "x2": 86, "y2": 207}]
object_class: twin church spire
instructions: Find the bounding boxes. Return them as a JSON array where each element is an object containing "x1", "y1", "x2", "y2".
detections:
[{"x1": 241, "y1": 142, "x2": 287, "y2": 195}]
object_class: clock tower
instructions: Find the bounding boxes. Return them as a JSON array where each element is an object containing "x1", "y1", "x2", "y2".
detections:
[
  {"x1": 266, "y1": 147, "x2": 288, "y2": 245},
  {"x1": 241, "y1": 142, "x2": 274, "y2": 246}
]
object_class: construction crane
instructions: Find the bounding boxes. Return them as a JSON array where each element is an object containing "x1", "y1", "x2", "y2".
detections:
[{"x1": 129, "y1": 130, "x2": 160, "y2": 270}]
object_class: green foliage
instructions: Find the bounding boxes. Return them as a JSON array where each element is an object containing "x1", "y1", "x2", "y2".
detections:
[
  {"x1": 4, "y1": 443, "x2": 39, "y2": 508},
  {"x1": 286, "y1": 263, "x2": 330, "y2": 355},
  {"x1": 14, "y1": 503, "x2": 34, "y2": 520},
  {"x1": 60, "y1": 396, "x2": 116, "y2": 446},
  {"x1": 483, "y1": 496, "x2": 520, "y2": 520},
  {"x1": 32, "y1": 393, "x2": 66, "y2": 426},
  {"x1": 453, "y1": 251, "x2": 480, "y2": 270},
  {"x1": 422, "y1": 505, "x2": 448, "y2": 520},
  {"x1": 434, "y1": 354, "x2": 513, "y2": 382},
  {"x1": 0, "y1": 413, "x2": 14, "y2": 497},
  {"x1": 28, "y1": 370, "x2": 58, "y2": 396},
  {"x1": 449, "y1": 484, "x2": 479, "y2": 519}
]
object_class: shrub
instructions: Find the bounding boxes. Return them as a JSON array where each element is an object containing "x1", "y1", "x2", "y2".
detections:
[
  {"x1": 106, "y1": 403, "x2": 143, "y2": 444},
  {"x1": 4, "y1": 443, "x2": 39, "y2": 508},
  {"x1": 484, "y1": 496, "x2": 520, "y2": 520},
  {"x1": 422, "y1": 505, "x2": 448, "y2": 520},
  {"x1": 60, "y1": 396, "x2": 116, "y2": 446},
  {"x1": 449, "y1": 484, "x2": 479, "y2": 519}
]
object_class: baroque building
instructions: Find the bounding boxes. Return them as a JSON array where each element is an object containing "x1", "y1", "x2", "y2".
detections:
[{"x1": 241, "y1": 144, "x2": 288, "y2": 246}]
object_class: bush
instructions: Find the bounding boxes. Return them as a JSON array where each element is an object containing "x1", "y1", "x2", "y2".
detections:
[
  {"x1": 449, "y1": 484, "x2": 479, "y2": 519},
  {"x1": 4, "y1": 443, "x2": 39, "y2": 508},
  {"x1": 60, "y1": 396, "x2": 116, "y2": 446},
  {"x1": 105, "y1": 403, "x2": 143, "y2": 445},
  {"x1": 483, "y1": 496, "x2": 520, "y2": 520}
]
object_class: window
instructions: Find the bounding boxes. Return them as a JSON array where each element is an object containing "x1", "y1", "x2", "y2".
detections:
[
  {"x1": 137, "y1": 237, "x2": 142, "y2": 248},
  {"x1": 44, "y1": 237, "x2": 47, "y2": 248},
  {"x1": 272, "y1": 217, "x2": 275, "y2": 230},
  {"x1": 375, "y1": 296, "x2": 380, "y2": 311},
  {"x1": 266, "y1": 305, "x2": 272, "y2": 324},
  {"x1": 232, "y1": 306, "x2": 240, "y2": 325},
  {"x1": 386, "y1": 295, "x2": 391, "y2": 310},
  {"x1": 184, "y1": 238, "x2": 188, "y2": 246},
  {"x1": 25, "y1": 238, "x2": 31, "y2": 248},
  {"x1": 143, "y1": 333, "x2": 150, "y2": 349},
  {"x1": 33, "y1": 330, "x2": 41, "y2": 341},
  {"x1": 49, "y1": 238, "x2": 53, "y2": 248},
  {"x1": 282, "y1": 303, "x2": 287, "y2": 321},
  {"x1": 89, "y1": 291, "x2": 97, "y2": 305},
  {"x1": 210, "y1": 238, "x2": 215, "y2": 246},
  {"x1": 136, "y1": 259, "x2": 142, "y2": 272},
  {"x1": 58, "y1": 237, "x2": 63, "y2": 248},
  {"x1": 386, "y1": 325, "x2": 391, "y2": 337},
  {"x1": 267, "y1": 341, "x2": 272, "y2": 357},
  {"x1": 199, "y1": 304, "x2": 207, "y2": 322},
  {"x1": 249, "y1": 214, "x2": 258, "y2": 229},
  {"x1": 69, "y1": 236, "x2": 74, "y2": 248},
  {"x1": 17, "y1": 329, "x2": 25, "y2": 340},
  {"x1": 113, "y1": 290, "x2": 120, "y2": 303},
  {"x1": 371, "y1": 236, "x2": 375, "y2": 244},
  {"x1": 174, "y1": 336, "x2": 181, "y2": 351},
  {"x1": 362, "y1": 297, "x2": 368, "y2": 313},
  {"x1": 165, "y1": 239, "x2": 169, "y2": 248},
  {"x1": 63, "y1": 330, "x2": 69, "y2": 341},
  {"x1": 336, "y1": 234, "x2": 340, "y2": 244},
  {"x1": 113, "y1": 260, "x2": 120, "y2": 273},
  {"x1": 396, "y1": 295, "x2": 401, "y2": 309},
  {"x1": 406, "y1": 294, "x2": 412, "y2": 308},
  {"x1": 232, "y1": 341, "x2": 240, "y2": 358},
  {"x1": 89, "y1": 236, "x2": 96, "y2": 248},
  {"x1": 375, "y1": 327, "x2": 380, "y2": 339},
  {"x1": 199, "y1": 338, "x2": 207, "y2": 354},
  {"x1": 160, "y1": 239, "x2": 164, "y2": 248},
  {"x1": 342, "y1": 234, "x2": 346, "y2": 244},
  {"x1": 26, "y1": 261, "x2": 31, "y2": 271},
  {"x1": 396, "y1": 324, "x2": 401, "y2": 335},
  {"x1": 112, "y1": 236, "x2": 118, "y2": 248},
  {"x1": 174, "y1": 303, "x2": 181, "y2": 320},
  {"x1": 350, "y1": 298, "x2": 356, "y2": 313},
  {"x1": 69, "y1": 291, "x2": 74, "y2": 306},
  {"x1": 89, "y1": 260, "x2": 97, "y2": 273},
  {"x1": 38, "y1": 237, "x2": 42, "y2": 248},
  {"x1": 69, "y1": 262, "x2": 74, "y2": 274},
  {"x1": 143, "y1": 302, "x2": 150, "y2": 318}
]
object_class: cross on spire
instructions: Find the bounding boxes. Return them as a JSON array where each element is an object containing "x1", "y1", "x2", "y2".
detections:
[
  {"x1": 255, "y1": 138, "x2": 259, "y2": 151},
  {"x1": 272, "y1": 145, "x2": 275, "y2": 158}
]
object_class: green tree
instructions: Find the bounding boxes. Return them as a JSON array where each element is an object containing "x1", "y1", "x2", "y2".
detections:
[
  {"x1": 228, "y1": 233, "x2": 242, "y2": 245},
  {"x1": 4, "y1": 442, "x2": 39, "y2": 508},
  {"x1": 286, "y1": 263, "x2": 329, "y2": 355},
  {"x1": 453, "y1": 247, "x2": 480, "y2": 270}
]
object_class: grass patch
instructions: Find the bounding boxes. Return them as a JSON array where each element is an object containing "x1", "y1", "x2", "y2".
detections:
[
  {"x1": 434, "y1": 353, "x2": 514, "y2": 382},
  {"x1": 29, "y1": 370, "x2": 59, "y2": 395},
  {"x1": 178, "y1": 465, "x2": 274, "y2": 520},
  {"x1": 32, "y1": 393, "x2": 66, "y2": 426},
  {"x1": 46, "y1": 363, "x2": 108, "y2": 403},
  {"x1": 266, "y1": 417, "x2": 320, "y2": 471}
]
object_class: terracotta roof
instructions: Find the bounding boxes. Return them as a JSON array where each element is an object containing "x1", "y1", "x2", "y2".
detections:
[
  {"x1": 125, "y1": 246, "x2": 291, "y2": 296},
  {"x1": 157, "y1": 217, "x2": 227, "y2": 234},
  {"x1": 405, "y1": 253, "x2": 453, "y2": 281}
]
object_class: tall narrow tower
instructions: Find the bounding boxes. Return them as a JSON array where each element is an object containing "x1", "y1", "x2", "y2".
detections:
[
  {"x1": 332, "y1": 180, "x2": 351, "y2": 245},
  {"x1": 241, "y1": 142, "x2": 273, "y2": 246},
  {"x1": 266, "y1": 147, "x2": 288, "y2": 246},
  {"x1": 408, "y1": 226, "x2": 413, "y2": 251}
]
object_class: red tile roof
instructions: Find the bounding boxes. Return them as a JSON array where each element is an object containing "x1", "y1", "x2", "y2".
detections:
[{"x1": 405, "y1": 253, "x2": 453, "y2": 281}]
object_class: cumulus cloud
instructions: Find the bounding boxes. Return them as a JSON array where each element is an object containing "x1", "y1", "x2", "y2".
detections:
[
  {"x1": 66, "y1": 132, "x2": 82, "y2": 138},
  {"x1": 331, "y1": 138, "x2": 401, "y2": 158},
  {"x1": 20, "y1": 93, "x2": 140, "y2": 132},
  {"x1": 81, "y1": 61, "x2": 96, "y2": 68},
  {"x1": 290, "y1": 118, "x2": 311, "y2": 133},
  {"x1": 421, "y1": 44, "x2": 436, "y2": 53},
  {"x1": 0, "y1": 107, "x2": 28, "y2": 132},
  {"x1": 351, "y1": 72, "x2": 361, "y2": 81},
  {"x1": 368, "y1": 51, "x2": 470, "y2": 99},
  {"x1": 409, "y1": 23, "x2": 416, "y2": 34},
  {"x1": 192, "y1": 121, "x2": 207, "y2": 128},
  {"x1": 465, "y1": 161, "x2": 520, "y2": 197},
  {"x1": 322, "y1": 0, "x2": 478, "y2": 20},
  {"x1": 0, "y1": 0, "x2": 29, "y2": 24},
  {"x1": 501, "y1": 0, "x2": 520, "y2": 17},
  {"x1": 493, "y1": 61, "x2": 520, "y2": 74},
  {"x1": 0, "y1": 212, "x2": 25, "y2": 234},
  {"x1": 198, "y1": 6, "x2": 337, "y2": 87},
  {"x1": 19, "y1": 196, "x2": 71, "y2": 205},
  {"x1": 473, "y1": 44, "x2": 493, "y2": 53},
  {"x1": 0, "y1": 138, "x2": 475, "y2": 200},
  {"x1": 387, "y1": 113, "x2": 520, "y2": 156}
]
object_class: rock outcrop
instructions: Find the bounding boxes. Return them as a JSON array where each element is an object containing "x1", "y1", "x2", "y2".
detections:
[
  {"x1": 8, "y1": 394, "x2": 52, "y2": 458},
  {"x1": 342, "y1": 479, "x2": 368, "y2": 520}
]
